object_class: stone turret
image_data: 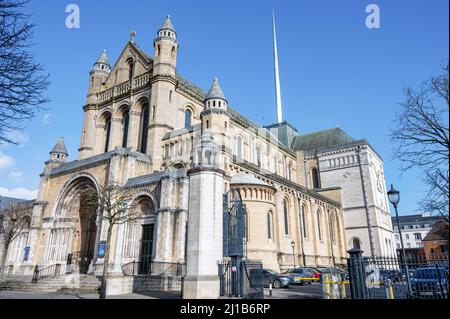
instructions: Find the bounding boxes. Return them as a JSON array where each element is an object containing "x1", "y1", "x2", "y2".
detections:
[
  {"x1": 153, "y1": 15, "x2": 178, "y2": 76},
  {"x1": 49, "y1": 137, "x2": 68, "y2": 163}
]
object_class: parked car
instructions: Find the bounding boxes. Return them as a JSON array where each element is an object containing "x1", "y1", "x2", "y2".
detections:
[
  {"x1": 379, "y1": 269, "x2": 401, "y2": 283},
  {"x1": 282, "y1": 267, "x2": 315, "y2": 285},
  {"x1": 262, "y1": 269, "x2": 291, "y2": 289},
  {"x1": 411, "y1": 267, "x2": 448, "y2": 299}
]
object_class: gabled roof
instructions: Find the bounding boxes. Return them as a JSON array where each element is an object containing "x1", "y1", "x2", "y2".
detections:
[{"x1": 292, "y1": 128, "x2": 356, "y2": 152}]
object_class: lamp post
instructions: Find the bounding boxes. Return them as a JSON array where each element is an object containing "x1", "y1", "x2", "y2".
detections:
[
  {"x1": 291, "y1": 240, "x2": 296, "y2": 269},
  {"x1": 387, "y1": 184, "x2": 412, "y2": 296}
]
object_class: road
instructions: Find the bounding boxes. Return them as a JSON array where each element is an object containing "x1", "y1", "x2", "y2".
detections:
[{"x1": 0, "y1": 283, "x2": 344, "y2": 299}]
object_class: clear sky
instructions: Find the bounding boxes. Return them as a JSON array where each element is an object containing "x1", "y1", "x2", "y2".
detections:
[{"x1": 0, "y1": 0, "x2": 448, "y2": 216}]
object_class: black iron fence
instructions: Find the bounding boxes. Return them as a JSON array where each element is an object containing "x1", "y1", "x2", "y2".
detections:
[
  {"x1": 347, "y1": 248, "x2": 449, "y2": 299},
  {"x1": 121, "y1": 260, "x2": 186, "y2": 277},
  {"x1": 31, "y1": 263, "x2": 61, "y2": 283},
  {"x1": 218, "y1": 259, "x2": 264, "y2": 299}
]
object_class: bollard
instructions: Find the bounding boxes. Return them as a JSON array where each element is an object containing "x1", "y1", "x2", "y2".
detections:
[
  {"x1": 269, "y1": 283, "x2": 273, "y2": 297},
  {"x1": 322, "y1": 274, "x2": 331, "y2": 299}
]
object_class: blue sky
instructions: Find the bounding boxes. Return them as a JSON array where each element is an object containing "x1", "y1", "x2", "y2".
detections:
[{"x1": 0, "y1": 0, "x2": 448, "y2": 216}]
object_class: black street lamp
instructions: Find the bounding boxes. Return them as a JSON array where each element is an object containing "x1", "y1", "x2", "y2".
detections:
[
  {"x1": 291, "y1": 240, "x2": 296, "y2": 269},
  {"x1": 387, "y1": 184, "x2": 412, "y2": 296}
]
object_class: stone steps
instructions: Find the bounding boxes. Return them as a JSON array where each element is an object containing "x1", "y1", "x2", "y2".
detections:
[{"x1": 0, "y1": 274, "x2": 102, "y2": 293}]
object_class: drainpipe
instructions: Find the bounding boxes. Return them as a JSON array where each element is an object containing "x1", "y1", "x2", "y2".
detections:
[{"x1": 356, "y1": 147, "x2": 376, "y2": 258}]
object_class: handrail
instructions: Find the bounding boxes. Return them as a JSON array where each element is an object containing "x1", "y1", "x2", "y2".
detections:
[
  {"x1": 121, "y1": 260, "x2": 186, "y2": 277},
  {"x1": 31, "y1": 263, "x2": 61, "y2": 283}
]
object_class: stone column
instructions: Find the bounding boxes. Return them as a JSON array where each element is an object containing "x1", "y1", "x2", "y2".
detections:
[{"x1": 183, "y1": 166, "x2": 224, "y2": 299}]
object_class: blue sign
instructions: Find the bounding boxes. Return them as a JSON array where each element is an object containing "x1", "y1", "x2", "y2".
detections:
[
  {"x1": 98, "y1": 241, "x2": 106, "y2": 258},
  {"x1": 23, "y1": 247, "x2": 30, "y2": 261}
]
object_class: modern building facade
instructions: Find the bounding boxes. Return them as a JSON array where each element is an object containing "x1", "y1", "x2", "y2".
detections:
[{"x1": 391, "y1": 214, "x2": 442, "y2": 250}]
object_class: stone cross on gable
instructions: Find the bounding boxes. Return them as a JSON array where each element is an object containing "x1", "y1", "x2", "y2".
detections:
[{"x1": 130, "y1": 31, "x2": 136, "y2": 43}]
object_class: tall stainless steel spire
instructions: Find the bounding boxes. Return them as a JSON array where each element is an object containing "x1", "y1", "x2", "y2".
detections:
[{"x1": 272, "y1": 10, "x2": 283, "y2": 124}]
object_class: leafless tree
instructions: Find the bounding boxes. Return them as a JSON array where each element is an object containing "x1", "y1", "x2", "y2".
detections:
[
  {"x1": 0, "y1": 0, "x2": 49, "y2": 144},
  {"x1": 82, "y1": 185, "x2": 141, "y2": 299},
  {"x1": 391, "y1": 62, "x2": 449, "y2": 223},
  {"x1": 0, "y1": 202, "x2": 31, "y2": 276}
]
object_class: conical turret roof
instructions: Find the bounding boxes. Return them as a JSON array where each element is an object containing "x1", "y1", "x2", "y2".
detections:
[
  {"x1": 50, "y1": 137, "x2": 68, "y2": 156},
  {"x1": 96, "y1": 49, "x2": 110, "y2": 66},
  {"x1": 206, "y1": 78, "x2": 227, "y2": 101},
  {"x1": 161, "y1": 15, "x2": 175, "y2": 31}
]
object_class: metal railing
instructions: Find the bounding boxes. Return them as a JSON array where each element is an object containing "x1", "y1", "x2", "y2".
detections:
[
  {"x1": 0, "y1": 265, "x2": 14, "y2": 277},
  {"x1": 218, "y1": 259, "x2": 264, "y2": 299},
  {"x1": 66, "y1": 251, "x2": 93, "y2": 274},
  {"x1": 121, "y1": 261, "x2": 186, "y2": 277},
  {"x1": 31, "y1": 264, "x2": 61, "y2": 283},
  {"x1": 347, "y1": 249, "x2": 449, "y2": 299}
]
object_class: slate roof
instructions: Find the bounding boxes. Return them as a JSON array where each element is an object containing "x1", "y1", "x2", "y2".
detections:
[
  {"x1": 50, "y1": 137, "x2": 68, "y2": 156},
  {"x1": 0, "y1": 196, "x2": 27, "y2": 210},
  {"x1": 206, "y1": 78, "x2": 227, "y2": 101},
  {"x1": 292, "y1": 128, "x2": 356, "y2": 152},
  {"x1": 391, "y1": 214, "x2": 442, "y2": 226},
  {"x1": 161, "y1": 15, "x2": 175, "y2": 31},
  {"x1": 231, "y1": 172, "x2": 271, "y2": 187},
  {"x1": 96, "y1": 49, "x2": 110, "y2": 66}
]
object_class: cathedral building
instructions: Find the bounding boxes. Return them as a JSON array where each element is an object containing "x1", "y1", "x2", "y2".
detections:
[{"x1": 1, "y1": 15, "x2": 395, "y2": 297}]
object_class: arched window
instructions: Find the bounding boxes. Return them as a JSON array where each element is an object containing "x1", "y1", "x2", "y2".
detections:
[
  {"x1": 283, "y1": 199, "x2": 289, "y2": 235},
  {"x1": 312, "y1": 168, "x2": 320, "y2": 189},
  {"x1": 139, "y1": 104, "x2": 150, "y2": 154},
  {"x1": 127, "y1": 59, "x2": 134, "y2": 81},
  {"x1": 273, "y1": 156, "x2": 278, "y2": 174},
  {"x1": 256, "y1": 148, "x2": 262, "y2": 167},
  {"x1": 122, "y1": 109, "x2": 130, "y2": 148},
  {"x1": 352, "y1": 238, "x2": 361, "y2": 250},
  {"x1": 236, "y1": 136, "x2": 243, "y2": 159},
  {"x1": 267, "y1": 211, "x2": 273, "y2": 239},
  {"x1": 185, "y1": 109, "x2": 192, "y2": 129},
  {"x1": 104, "y1": 114, "x2": 112, "y2": 153},
  {"x1": 299, "y1": 203, "x2": 307, "y2": 238},
  {"x1": 329, "y1": 213, "x2": 335, "y2": 243},
  {"x1": 317, "y1": 210, "x2": 322, "y2": 241}
]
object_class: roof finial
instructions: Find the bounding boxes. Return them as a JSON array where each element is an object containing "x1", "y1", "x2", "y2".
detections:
[{"x1": 130, "y1": 31, "x2": 136, "y2": 43}]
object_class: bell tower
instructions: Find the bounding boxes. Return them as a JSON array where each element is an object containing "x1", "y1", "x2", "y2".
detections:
[{"x1": 148, "y1": 16, "x2": 179, "y2": 169}]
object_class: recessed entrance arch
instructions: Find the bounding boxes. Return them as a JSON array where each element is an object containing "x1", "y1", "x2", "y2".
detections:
[
  {"x1": 121, "y1": 195, "x2": 156, "y2": 274},
  {"x1": 50, "y1": 175, "x2": 100, "y2": 274}
]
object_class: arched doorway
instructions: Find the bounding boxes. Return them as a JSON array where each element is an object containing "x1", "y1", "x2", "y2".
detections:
[
  {"x1": 51, "y1": 176, "x2": 99, "y2": 274},
  {"x1": 121, "y1": 195, "x2": 156, "y2": 274}
]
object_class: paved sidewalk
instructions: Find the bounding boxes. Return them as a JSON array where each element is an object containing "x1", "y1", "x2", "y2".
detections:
[{"x1": 0, "y1": 290, "x2": 181, "y2": 299}]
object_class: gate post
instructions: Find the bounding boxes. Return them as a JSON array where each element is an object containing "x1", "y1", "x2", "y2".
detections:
[{"x1": 347, "y1": 248, "x2": 368, "y2": 299}]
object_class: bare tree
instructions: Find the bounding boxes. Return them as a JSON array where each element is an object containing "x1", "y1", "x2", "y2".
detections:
[
  {"x1": 0, "y1": 202, "x2": 31, "y2": 276},
  {"x1": 391, "y1": 62, "x2": 449, "y2": 222},
  {"x1": 82, "y1": 185, "x2": 140, "y2": 299},
  {"x1": 0, "y1": 0, "x2": 49, "y2": 144}
]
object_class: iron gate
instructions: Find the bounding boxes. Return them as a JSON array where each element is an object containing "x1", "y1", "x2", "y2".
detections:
[
  {"x1": 219, "y1": 259, "x2": 264, "y2": 299},
  {"x1": 220, "y1": 189, "x2": 264, "y2": 299}
]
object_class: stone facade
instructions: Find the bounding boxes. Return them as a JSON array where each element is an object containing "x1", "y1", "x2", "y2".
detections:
[{"x1": 1, "y1": 15, "x2": 394, "y2": 297}]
